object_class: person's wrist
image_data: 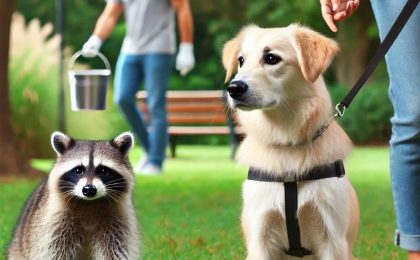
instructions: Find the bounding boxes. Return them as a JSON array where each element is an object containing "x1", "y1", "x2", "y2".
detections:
[
  {"x1": 88, "y1": 35, "x2": 103, "y2": 49},
  {"x1": 179, "y1": 42, "x2": 193, "y2": 53}
]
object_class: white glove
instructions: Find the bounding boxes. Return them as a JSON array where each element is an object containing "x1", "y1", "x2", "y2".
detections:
[
  {"x1": 82, "y1": 35, "x2": 103, "y2": 57},
  {"x1": 176, "y1": 42, "x2": 195, "y2": 76}
]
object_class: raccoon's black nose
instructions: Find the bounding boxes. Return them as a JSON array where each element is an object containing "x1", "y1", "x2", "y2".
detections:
[
  {"x1": 82, "y1": 185, "x2": 97, "y2": 197},
  {"x1": 228, "y1": 80, "x2": 248, "y2": 99}
]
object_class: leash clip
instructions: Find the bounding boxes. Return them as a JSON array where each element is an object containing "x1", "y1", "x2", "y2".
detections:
[{"x1": 335, "y1": 103, "x2": 346, "y2": 118}]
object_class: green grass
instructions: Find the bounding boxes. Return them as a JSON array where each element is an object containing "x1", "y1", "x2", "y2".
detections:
[{"x1": 0, "y1": 146, "x2": 404, "y2": 259}]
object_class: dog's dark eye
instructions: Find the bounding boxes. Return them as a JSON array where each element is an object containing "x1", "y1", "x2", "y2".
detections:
[
  {"x1": 96, "y1": 166, "x2": 110, "y2": 176},
  {"x1": 264, "y1": 53, "x2": 282, "y2": 65},
  {"x1": 72, "y1": 166, "x2": 85, "y2": 175},
  {"x1": 238, "y1": 56, "x2": 245, "y2": 67}
]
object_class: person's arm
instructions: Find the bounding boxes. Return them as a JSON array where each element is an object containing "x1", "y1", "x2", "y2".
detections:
[
  {"x1": 320, "y1": 0, "x2": 359, "y2": 32},
  {"x1": 82, "y1": 2, "x2": 123, "y2": 56},
  {"x1": 93, "y1": 2, "x2": 123, "y2": 41},
  {"x1": 172, "y1": 0, "x2": 195, "y2": 76},
  {"x1": 171, "y1": 0, "x2": 193, "y2": 43}
]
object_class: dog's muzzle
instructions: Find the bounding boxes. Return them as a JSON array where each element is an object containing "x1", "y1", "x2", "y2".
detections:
[{"x1": 227, "y1": 80, "x2": 248, "y2": 99}]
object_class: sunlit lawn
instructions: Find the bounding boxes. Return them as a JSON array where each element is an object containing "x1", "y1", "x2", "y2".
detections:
[{"x1": 0, "y1": 145, "x2": 404, "y2": 259}]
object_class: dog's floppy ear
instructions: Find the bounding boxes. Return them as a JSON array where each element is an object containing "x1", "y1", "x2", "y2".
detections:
[
  {"x1": 222, "y1": 36, "x2": 241, "y2": 83},
  {"x1": 293, "y1": 25, "x2": 339, "y2": 83}
]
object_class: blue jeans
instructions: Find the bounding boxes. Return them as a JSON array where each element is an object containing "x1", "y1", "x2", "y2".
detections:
[
  {"x1": 371, "y1": 0, "x2": 420, "y2": 251},
  {"x1": 113, "y1": 53, "x2": 173, "y2": 167}
]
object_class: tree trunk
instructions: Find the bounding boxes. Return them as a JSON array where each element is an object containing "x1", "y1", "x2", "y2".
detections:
[
  {"x1": 335, "y1": 1, "x2": 376, "y2": 88},
  {"x1": 0, "y1": 0, "x2": 38, "y2": 176}
]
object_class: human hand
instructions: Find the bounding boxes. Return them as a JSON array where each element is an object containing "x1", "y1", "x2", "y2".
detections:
[
  {"x1": 82, "y1": 35, "x2": 103, "y2": 57},
  {"x1": 176, "y1": 42, "x2": 195, "y2": 76},
  {"x1": 320, "y1": 0, "x2": 360, "y2": 32}
]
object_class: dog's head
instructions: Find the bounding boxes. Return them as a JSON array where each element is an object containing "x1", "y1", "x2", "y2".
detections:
[{"x1": 222, "y1": 24, "x2": 339, "y2": 111}]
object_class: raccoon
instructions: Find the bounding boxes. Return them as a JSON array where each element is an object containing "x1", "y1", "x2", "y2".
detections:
[{"x1": 8, "y1": 132, "x2": 140, "y2": 260}]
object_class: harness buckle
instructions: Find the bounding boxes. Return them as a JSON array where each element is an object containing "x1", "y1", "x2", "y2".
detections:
[
  {"x1": 335, "y1": 161, "x2": 345, "y2": 178},
  {"x1": 335, "y1": 103, "x2": 346, "y2": 117}
]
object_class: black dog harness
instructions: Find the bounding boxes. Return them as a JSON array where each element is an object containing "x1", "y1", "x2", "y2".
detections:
[{"x1": 247, "y1": 160, "x2": 345, "y2": 258}]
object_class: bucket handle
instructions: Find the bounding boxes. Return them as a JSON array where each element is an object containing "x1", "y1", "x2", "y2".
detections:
[{"x1": 68, "y1": 50, "x2": 111, "y2": 71}]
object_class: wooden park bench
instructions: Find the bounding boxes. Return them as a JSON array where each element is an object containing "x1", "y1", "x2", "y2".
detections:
[{"x1": 136, "y1": 90, "x2": 243, "y2": 159}]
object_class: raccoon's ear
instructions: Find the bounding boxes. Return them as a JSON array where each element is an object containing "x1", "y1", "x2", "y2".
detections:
[
  {"x1": 292, "y1": 25, "x2": 339, "y2": 83},
  {"x1": 111, "y1": 132, "x2": 135, "y2": 156},
  {"x1": 51, "y1": 131, "x2": 74, "y2": 156}
]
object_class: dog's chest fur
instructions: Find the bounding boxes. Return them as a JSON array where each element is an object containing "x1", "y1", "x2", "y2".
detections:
[
  {"x1": 242, "y1": 177, "x2": 351, "y2": 258},
  {"x1": 237, "y1": 118, "x2": 353, "y2": 258}
]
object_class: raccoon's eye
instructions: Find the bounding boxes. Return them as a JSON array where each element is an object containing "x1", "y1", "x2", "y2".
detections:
[
  {"x1": 264, "y1": 53, "x2": 282, "y2": 65},
  {"x1": 72, "y1": 166, "x2": 84, "y2": 175},
  {"x1": 97, "y1": 166, "x2": 110, "y2": 176},
  {"x1": 238, "y1": 56, "x2": 245, "y2": 68}
]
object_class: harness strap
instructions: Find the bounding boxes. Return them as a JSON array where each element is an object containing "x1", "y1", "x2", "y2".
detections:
[
  {"x1": 248, "y1": 160, "x2": 345, "y2": 182},
  {"x1": 247, "y1": 160, "x2": 345, "y2": 258},
  {"x1": 284, "y1": 182, "x2": 313, "y2": 257}
]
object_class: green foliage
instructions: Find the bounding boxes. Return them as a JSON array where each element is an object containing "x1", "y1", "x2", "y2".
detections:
[
  {"x1": 16, "y1": 0, "x2": 105, "y2": 54},
  {"x1": 8, "y1": 14, "x2": 60, "y2": 157},
  {"x1": 0, "y1": 146, "x2": 404, "y2": 259},
  {"x1": 330, "y1": 81, "x2": 393, "y2": 144},
  {"x1": 12, "y1": 0, "x2": 390, "y2": 147},
  {"x1": 14, "y1": 0, "x2": 381, "y2": 92}
]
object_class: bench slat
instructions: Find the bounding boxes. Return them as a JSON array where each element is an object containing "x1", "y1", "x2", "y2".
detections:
[
  {"x1": 136, "y1": 90, "x2": 225, "y2": 99},
  {"x1": 166, "y1": 97, "x2": 223, "y2": 103},
  {"x1": 168, "y1": 114, "x2": 227, "y2": 124},
  {"x1": 140, "y1": 104, "x2": 226, "y2": 114},
  {"x1": 168, "y1": 126, "x2": 230, "y2": 135},
  {"x1": 167, "y1": 104, "x2": 225, "y2": 113},
  {"x1": 168, "y1": 107, "x2": 225, "y2": 113}
]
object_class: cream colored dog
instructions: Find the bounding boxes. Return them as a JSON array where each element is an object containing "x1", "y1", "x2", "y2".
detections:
[{"x1": 222, "y1": 24, "x2": 359, "y2": 260}]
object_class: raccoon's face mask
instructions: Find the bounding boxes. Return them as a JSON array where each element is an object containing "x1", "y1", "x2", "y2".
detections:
[{"x1": 50, "y1": 132, "x2": 135, "y2": 201}]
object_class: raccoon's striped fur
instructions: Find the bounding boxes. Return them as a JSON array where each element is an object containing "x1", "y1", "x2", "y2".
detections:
[{"x1": 8, "y1": 132, "x2": 140, "y2": 260}]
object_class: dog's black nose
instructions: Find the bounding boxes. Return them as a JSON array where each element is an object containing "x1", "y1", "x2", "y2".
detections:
[
  {"x1": 228, "y1": 81, "x2": 248, "y2": 99},
  {"x1": 82, "y1": 185, "x2": 97, "y2": 197}
]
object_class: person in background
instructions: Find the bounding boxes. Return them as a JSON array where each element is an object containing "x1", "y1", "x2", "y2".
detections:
[
  {"x1": 320, "y1": 0, "x2": 420, "y2": 259},
  {"x1": 82, "y1": 0, "x2": 195, "y2": 175}
]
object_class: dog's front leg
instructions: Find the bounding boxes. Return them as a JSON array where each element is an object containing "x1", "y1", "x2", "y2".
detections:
[
  {"x1": 316, "y1": 238, "x2": 350, "y2": 260},
  {"x1": 242, "y1": 209, "x2": 268, "y2": 260},
  {"x1": 316, "y1": 208, "x2": 351, "y2": 260},
  {"x1": 243, "y1": 209, "x2": 286, "y2": 260}
]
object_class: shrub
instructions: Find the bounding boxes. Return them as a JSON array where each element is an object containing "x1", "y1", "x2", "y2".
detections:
[
  {"x1": 329, "y1": 81, "x2": 392, "y2": 144},
  {"x1": 9, "y1": 13, "x2": 60, "y2": 157}
]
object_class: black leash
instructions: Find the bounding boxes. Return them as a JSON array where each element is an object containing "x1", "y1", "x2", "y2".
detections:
[
  {"x1": 336, "y1": 0, "x2": 419, "y2": 116},
  {"x1": 248, "y1": 161, "x2": 345, "y2": 258}
]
